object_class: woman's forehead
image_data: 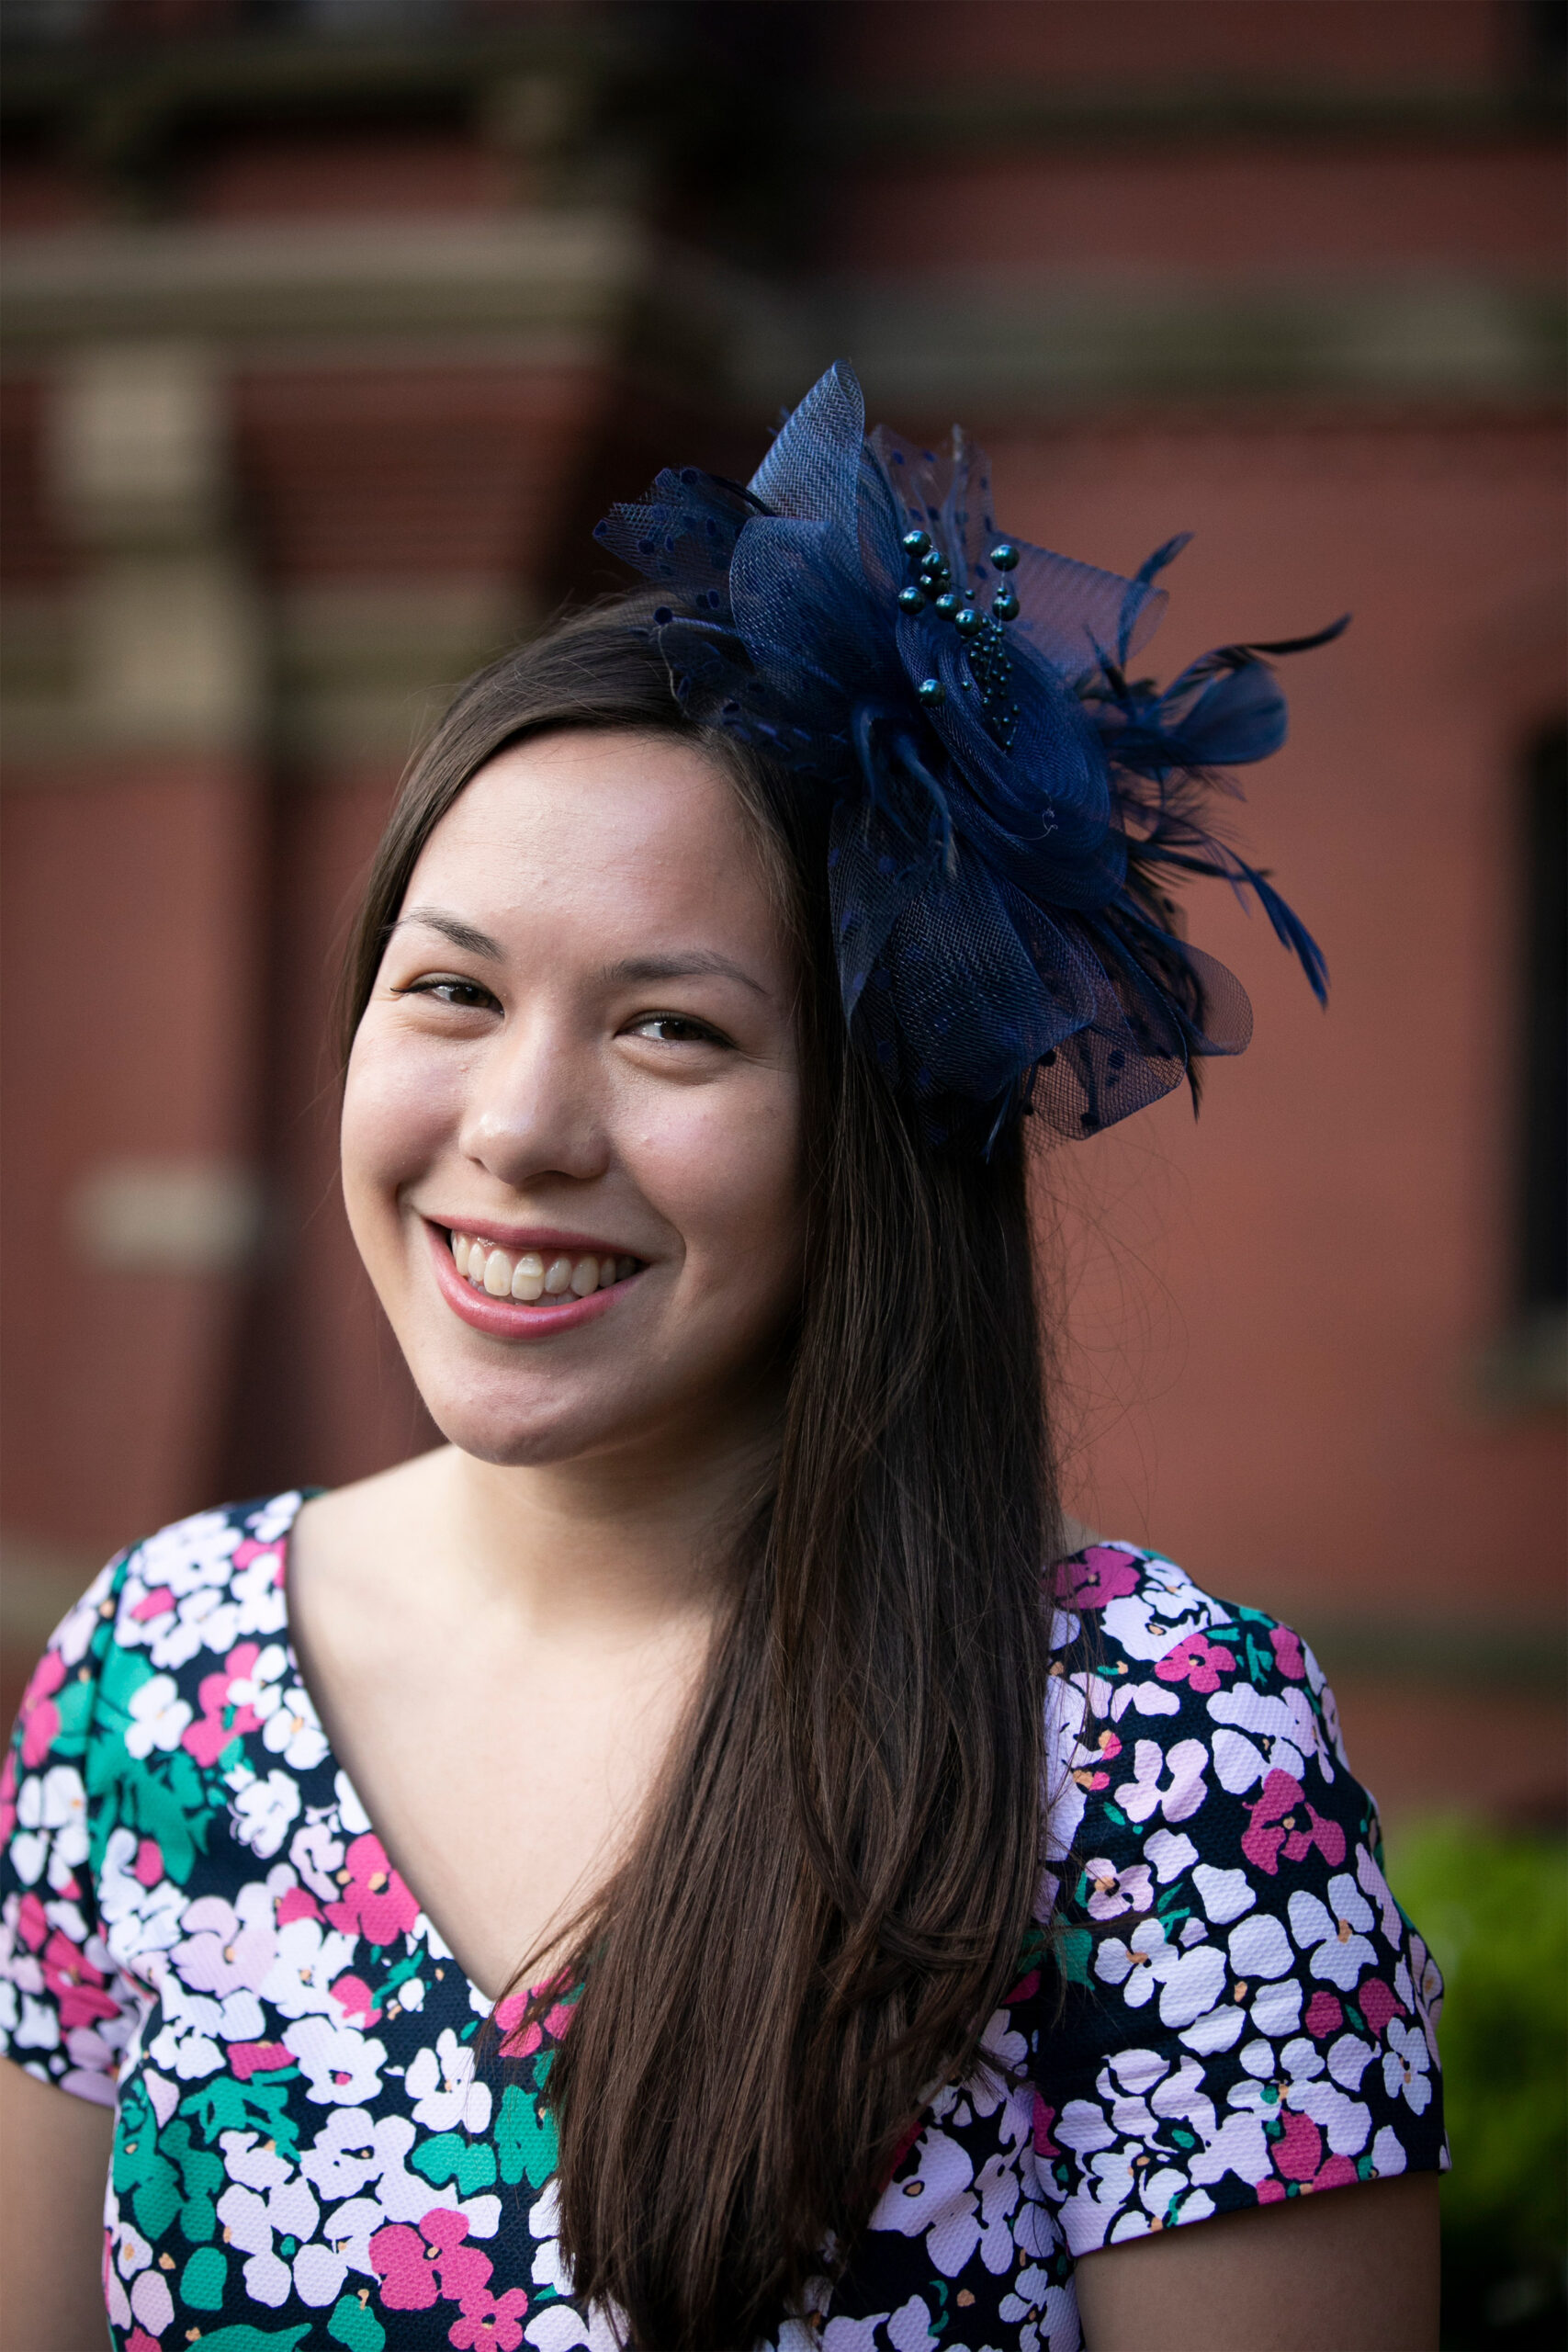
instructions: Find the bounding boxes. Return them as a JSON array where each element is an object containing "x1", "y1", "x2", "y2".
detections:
[{"x1": 404, "y1": 730, "x2": 790, "y2": 976}]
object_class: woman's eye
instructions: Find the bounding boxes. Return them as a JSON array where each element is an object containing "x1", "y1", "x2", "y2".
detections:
[
  {"x1": 400, "y1": 978, "x2": 497, "y2": 1011},
  {"x1": 627, "y1": 1013, "x2": 727, "y2": 1046}
]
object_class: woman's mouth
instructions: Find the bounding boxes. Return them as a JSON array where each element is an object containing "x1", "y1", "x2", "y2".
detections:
[
  {"x1": 423, "y1": 1220, "x2": 645, "y2": 1340},
  {"x1": 448, "y1": 1231, "x2": 641, "y2": 1302}
]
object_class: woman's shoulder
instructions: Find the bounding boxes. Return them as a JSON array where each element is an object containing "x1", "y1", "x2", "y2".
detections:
[
  {"x1": 6, "y1": 1493, "x2": 308, "y2": 1760},
  {"x1": 1052, "y1": 1539, "x2": 1340, "y2": 1713},
  {"x1": 86, "y1": 1490, "x2": 308, "y2": 1665},
  {"x1": 1044, "y1": 1537, "x2": 1356, "y2": 1869},
  {"x1": 1028, "y1": 1540, "x2": 1448, "y2": 2252}
]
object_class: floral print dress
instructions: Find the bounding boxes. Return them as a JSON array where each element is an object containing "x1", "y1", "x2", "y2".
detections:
[{"x1": 1, "y1": 1493, "x2": 1446, "y2": 2351}]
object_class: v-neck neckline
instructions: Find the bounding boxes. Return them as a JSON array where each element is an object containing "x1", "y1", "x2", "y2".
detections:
[{"x1": 276, "y1": 1485, "x2": 512, "y2": 2014}]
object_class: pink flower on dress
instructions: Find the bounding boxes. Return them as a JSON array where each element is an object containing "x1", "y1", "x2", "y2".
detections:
[
  {"x1": 41, "y1": 1930, "x2": 119, "y2": 2030},
  {"x1": 370, "y1": 2222, "x2": 442, "y2": 2311},
  {"x1": 226, "y1": 2041, "x2": 295, "y2": 2083},
  {"x1": 491, "y1": 1993, "x2": 542, "y2": 2059},
  {"x1": 0, "y1": 1748, "x2": 16, "y2": 1845},
  {"x1": 450, "y1": 2286, "x2": 530, "y2": 2350},
  {"x1": 1303, "y1": 1991, "x2": 1344, "y2": 2039},
  {"x1": 331, "y1": 1972, "x2": 383, "y2": 2026},
  {"x1": 17, "y1": 1890, "x2": 48, "y2": 1951},
  {"x1": 1032, "y1": 2094, "x2": 1062, "y2": 2158},
  {"x1": 324, "y1": 1835, "x2": 420, "y2": 1946},
  {"x1": 17, "y1": 1649, "x2": 66, "y2": 1771},
  {"x1": 1154, "y1": 1634, "x2": 1236, "y2": 1694},
  {"x1": 423, "y1": 2206, "x2": 492, "y2": 2302},
  {"x1": 1062, "y1": 1546, "x2": 1143, "y2": 1610},
  {"x1": 1240, "y1": 1770, "x2": 1347, "y2": 1876},
  {"x1": 182, "y1": 1642, "x2": 267, "y2": 1768},
  {"x1": 370, "y1": 2208, "x2": 492, "y2": 2312},
  {"x1": 231, "y1": 1536, "x2": 285, "y2": 1579},
  {"x1": 1257, "y1": 2109, "x2": 1359, "y2": 2199},
  {"x1": 1269, "y1": 1624, "x2": 1307, "y2": 1680},
  {"x1": 1359, "y1": 1978, "x2": 1408, "y2": 2039}
]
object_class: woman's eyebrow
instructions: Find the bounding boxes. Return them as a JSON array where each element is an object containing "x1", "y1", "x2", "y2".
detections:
[
  {"x1": 389, "y1": 907, "x2": 503, "y2": 959},
  {"x1": 598, "y1": 952, "x2": 770, "y2": 998}
]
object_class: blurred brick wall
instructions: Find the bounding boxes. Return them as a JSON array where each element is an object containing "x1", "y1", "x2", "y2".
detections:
[{"x1": 2, "y1": 0, "x2": 1562, "y2": 1819}]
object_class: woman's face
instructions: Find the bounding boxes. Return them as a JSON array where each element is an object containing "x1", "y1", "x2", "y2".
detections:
[{"x1": 343, "y1": 729, "x2": 807, "y2": 1474}]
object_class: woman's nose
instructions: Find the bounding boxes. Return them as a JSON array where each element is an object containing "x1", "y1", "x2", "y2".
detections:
[{"x1": 456, "y1": 1018, "x2": 611, "y2": 1189}]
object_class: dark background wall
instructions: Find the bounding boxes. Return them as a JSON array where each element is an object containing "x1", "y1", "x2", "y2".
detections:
[{"x1": 2, "y1": 0, "x2": 1563, "y2": 1836}]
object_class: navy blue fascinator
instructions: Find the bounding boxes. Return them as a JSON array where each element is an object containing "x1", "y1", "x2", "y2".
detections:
[{"x1": 595, "y1": 362, "x2": 1344, "y2": 1148}]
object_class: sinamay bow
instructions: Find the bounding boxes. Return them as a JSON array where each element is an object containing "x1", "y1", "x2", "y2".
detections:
[{"x1": 595, "y1": 362, "x2": 1344, "y2": 1149}]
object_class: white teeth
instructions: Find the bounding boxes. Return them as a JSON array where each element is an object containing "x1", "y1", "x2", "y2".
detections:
[{"x1": 449, "y1": 1232, "x2": 634, "y2": 1306}]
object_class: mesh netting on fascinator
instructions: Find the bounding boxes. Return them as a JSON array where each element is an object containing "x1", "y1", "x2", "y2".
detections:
[{"x1": 594, "y1": 361, "x2": 1345, "y2": 1150}]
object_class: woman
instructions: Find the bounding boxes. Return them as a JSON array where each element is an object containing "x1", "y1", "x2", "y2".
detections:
[{"x1": 1, "y1": 365, "x2": 1442, "y2": 2350}]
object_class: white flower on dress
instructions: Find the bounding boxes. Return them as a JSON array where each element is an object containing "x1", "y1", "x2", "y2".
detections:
[
  {"x1": 1382, "y1": 2018, "x2": 1434, "y2": 2114},
  {"x1": 1095, "y1": 1917, "x2": 1224, "y2": 2026},
  {"x1": 1191, "y1": 1861, "x2": 1256, "y2": 1924},
  {"x1": 1095, "y1": 1917, "x2": 1177, "y2": 2007},
  {"x1": 9, "y1": 1763, "x2": 89, "y2": 1889},
  {"x1": 285, "y1": 2015, "x2": 388, "y2": 2107},
  {"x1": 134, "y1": 1508, "x2": 241, "y2": 1599},
  {"x1": 288, "y1": 1818, "x2": 345, "y2": 1903},
  {"x1": 98, "y1": 1829, "x2": 186, "y2": 1973},
  {"x1": 51, "y1": 1563, "x2": 117, "y2": 1668},
  {"x1": 1083, "y1": 1858, "x2": 1154, "y2": 1921},
  {"x1": 262, "y1": 1687, "x2": 330, "y2": 1772},
  {"x1": 1114, "y1": 1737, "x2": 1209, "y2": 1826},
  {"x1": 406, "y1": 2023, "x2": 491, "y2": 2134},
  {"x1": 1407, "y1": 1928, "x2": 1444, "y2": 2061},
  {"x1": 257, "y1": 1914, "x2": 358, "y2": 2019},
  {"x1": 868, "y1": 2125, "x2": 974, "y2": 2245},
  {"x1": 1143, "y1": 1828, "x2": 1200, "y2": 1883},
  {"x1": 1229, "y1": 2034, "x2": 1372, "y2": 2156},
  {"x1": 1354, "y1": 1842, "x2": 1404, "y2": 1947},
  {"x1": 230, "y1": 1770, "x2": 301, "y2": 1860},
  {"x1": 216, "y1": 2171, "x2": 345, "y2": 2310},
  {"x1": 152, "y1": 1587, "x2": 241, "y2": 1671},
  {"x1": 1287, "y1": 1874, "x2": 1378, "y2": 1991},
  {"x1": 123, "y1": 1676, "x2": 193, "y2": 1759}
]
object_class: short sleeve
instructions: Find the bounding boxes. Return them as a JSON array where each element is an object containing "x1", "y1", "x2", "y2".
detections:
[
  {"x1": 1, "y1": 1553, "x2": 144, "y2": 2106},
  {"x1": 1029, "y1": 1545, "x2": 1447, "y2": 2256}
]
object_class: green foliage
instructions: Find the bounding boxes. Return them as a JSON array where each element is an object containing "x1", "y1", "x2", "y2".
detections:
[{"x1": 1387, "y1": 1818, "x2": 1567, "y2": 2347}]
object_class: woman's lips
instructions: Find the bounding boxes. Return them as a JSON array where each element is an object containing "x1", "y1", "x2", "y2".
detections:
[{"x1": 425, "y1": 1220, "x2": 637, "y2": 1340}]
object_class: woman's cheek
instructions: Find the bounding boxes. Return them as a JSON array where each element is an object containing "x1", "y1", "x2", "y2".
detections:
[
  {"x1": 630, "y1": 1077, "x2": 803, "y2": 1267},
  {"x1": 342, "y1": 1023, "x2": 464, "y2": 1207}
]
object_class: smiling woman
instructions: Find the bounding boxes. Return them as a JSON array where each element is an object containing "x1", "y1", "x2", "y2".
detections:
[{"x1": 1, "y1": 367, "x2": 1442, "y2": 2352}]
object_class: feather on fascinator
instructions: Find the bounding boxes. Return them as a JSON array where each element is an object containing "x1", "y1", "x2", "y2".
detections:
[{"x1": 594, "y1": 361, "x2": 1344, "y2": 1148}]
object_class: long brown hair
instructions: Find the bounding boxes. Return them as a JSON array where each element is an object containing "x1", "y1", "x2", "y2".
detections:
[{"x1": 341, "y1": 597, "x2": 1063, "y2": 2348}]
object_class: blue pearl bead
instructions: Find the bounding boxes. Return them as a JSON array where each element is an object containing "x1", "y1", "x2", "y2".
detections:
[
  {"x1": 901, "y1": 527, "x2": 931, "y2": 558},
  {"x1": 992, "y1": 587, "x2": 1020, "y2": 621},
  {"x1": 933, "y1": 592, "x2": 959, "y2": 618},
  {"x1": 917, "y1": 677, "x2": 944, "y2": 706},
  {"x1": 954, "y1": 605, "x2": 981, "y2": 635},
  {"x1": 897, "y1": 585, "x2": 926, "y2": 614},
  {"x1": 989, "y1": 542, "x2": 1019, "y2": 571}
]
